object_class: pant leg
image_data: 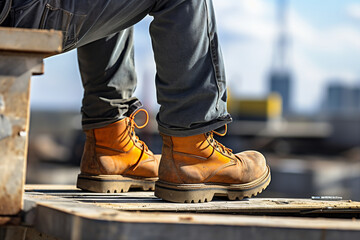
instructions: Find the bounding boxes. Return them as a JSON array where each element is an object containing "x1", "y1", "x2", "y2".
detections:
[
  {"x1": 149, "y1": 0, "x2": 231, "y2": 136},
  {"x1": 8, "y1": 0, "x2": 153, "y2": 130},
  {"x1": 9, "y1": 0, "x2": 231, "y2": 135},
  {"x1": 78, "y1": 28, "x2": 142, "y2": 130}
]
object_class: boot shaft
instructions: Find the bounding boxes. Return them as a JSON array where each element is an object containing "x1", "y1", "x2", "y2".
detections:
[
  {"x1": 169, "y1": 133, "x2": 214, "y2": 158},
  {"x1": 79, "y1": 111, "x2": 158, "y2": 178},
  {"x1": 93, "y1": 118, "x2": 134, "y2": 152},
  {"x1": 159, "y1": 133, "x2": 236, "y2": 184}
]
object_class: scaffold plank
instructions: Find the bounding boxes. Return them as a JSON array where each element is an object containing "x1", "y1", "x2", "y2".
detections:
[{"x1": 22, "y1": 185, "x2": 360, "y2": 240}]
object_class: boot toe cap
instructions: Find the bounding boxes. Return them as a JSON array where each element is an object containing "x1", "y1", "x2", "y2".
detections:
[{"x1": 237, "y1": 150, "x2": 268, "y2": 180}]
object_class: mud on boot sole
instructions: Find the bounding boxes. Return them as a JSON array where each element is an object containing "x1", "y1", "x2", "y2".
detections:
[
  {"x1": 155, "y1": 166, "x2": 271, "y2": 203},
  {"x1": 76, "y1": 174, "x2": 158, "y2": 193}
]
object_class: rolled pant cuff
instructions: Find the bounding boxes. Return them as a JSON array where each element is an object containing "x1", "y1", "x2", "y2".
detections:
[
  {"x1": 82, "y1": 117, "x2": 125, "y2": 131},
  {"x1": 157, "y1": 114, "x2": 232, "y2": 137},
  {"x1": 81, "y1": 98, "x2": 143, "y2": 130}
]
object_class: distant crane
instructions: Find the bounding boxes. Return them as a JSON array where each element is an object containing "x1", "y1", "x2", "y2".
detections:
[{"x1": 269, "y1": 0, "x2": 293, "y2": 115}]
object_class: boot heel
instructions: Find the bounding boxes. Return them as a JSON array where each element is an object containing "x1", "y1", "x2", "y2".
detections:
[
  {"x1": 155, "y1": 181, "x2": 215, "y2": 203},
  {"x1": 77, "y1": 174, "x2": 156, "y2": 193}
]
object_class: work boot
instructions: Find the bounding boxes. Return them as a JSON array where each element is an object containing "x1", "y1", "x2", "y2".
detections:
[
  {"x1": 76, "y1": 109, "x2": 160, "y2": 193},
  {"x1": 155, "y1": 126, "x2": 271, "y2": 203}
]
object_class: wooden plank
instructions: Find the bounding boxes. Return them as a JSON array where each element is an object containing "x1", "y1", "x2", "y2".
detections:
[
  {"x1": 25, "y1": 185, "x2": 79, "y2": 191},
  {"x1": 0, "y1": 226, "x2": 57, "y2": 240},
  {"x1": 24, "y1": 185, "x2": 360, "y2": 216},
  {"x1": 0, "y1": 226, "x2": 26, "y2": 240},
  {"x1": 22, "y1": 192, "x2": 360, "y2": 240},
  {"x1": 0, "y1": 27, "x2": 62, "y2": 55}
]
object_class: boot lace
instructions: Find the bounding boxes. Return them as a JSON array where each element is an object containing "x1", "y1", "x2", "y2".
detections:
[
  {"x1": 129, "y1": 108, "x2": 150, "y2": 153},
  {"x1": 209, "y1": 125, "x2": 233, "y2": 156}
]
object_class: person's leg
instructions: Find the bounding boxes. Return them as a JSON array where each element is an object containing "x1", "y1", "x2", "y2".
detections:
[
  {"x1": 7, "y1": 0, "x2": 153, "y2": 127},
  {"x1": 147, "y1": 0, "x2": 270, "y2": 202},
  {"x1": 7, "y1": 0, "x2": 161, "y2": 193},
  {"x1": 149, "y1": 0, "x2": 231, "y2": 136},
  {"x1": 76, "y1": 29, "x2": 161, "y2": 193},
  {"x1": 7, "y1": 0, "x2": 270, "y2": 200},
  {"x1": 78, "y1": 29, "x2": 141, "y2": 130},
  {"x1": 6, "y1": 0, "x2": 229, "y2": 135}
]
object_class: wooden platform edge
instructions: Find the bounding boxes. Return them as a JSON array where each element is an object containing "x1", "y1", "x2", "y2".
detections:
[
  {"x1": 24, "y1": 185, "x2": 360, "y2": 215},
  {"x1": 22, "y1": 193, "x2": 360, "y2": 240},
  {"x1": 0, "y1": 27, "x2": 62, "y2": 54}
]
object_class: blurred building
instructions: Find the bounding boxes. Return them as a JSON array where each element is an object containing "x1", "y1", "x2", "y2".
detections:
[
  {"x1": 325, "y1": 82, "x2": 360, "y2": 114},
  {"x1": 352, "y1": 87, "x2": 360, "y2": 111},
  {"x1": 269, "y1": 71, "x2": 292, "y2": 114},
  {"x1": 322, "y1": 82, "x2": 360, "y2": 150}
]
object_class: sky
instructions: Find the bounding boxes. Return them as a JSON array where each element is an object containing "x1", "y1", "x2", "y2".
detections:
[{"x1": 31, "y1": 0, "x2": 360, "y2": 114}]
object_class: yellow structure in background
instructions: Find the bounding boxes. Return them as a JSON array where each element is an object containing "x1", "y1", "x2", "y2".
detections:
[{"x1": 228, "y1": 93, "x2": 283, "y2": 119}]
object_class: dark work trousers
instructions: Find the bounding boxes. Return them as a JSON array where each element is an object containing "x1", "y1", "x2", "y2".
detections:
[{"x1": 3, "y1": 0, "x2": 232, "y2": 136}]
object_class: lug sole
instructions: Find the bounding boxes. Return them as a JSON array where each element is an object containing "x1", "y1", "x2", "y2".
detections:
[
  {"x1": 76, "y1": 174, "x2": 157, "y2": 193},
  {"x1": 155, "y1": 166, "x2": 271, "y2": 203}
]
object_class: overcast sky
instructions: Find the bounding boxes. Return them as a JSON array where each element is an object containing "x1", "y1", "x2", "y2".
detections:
[{"x1": 31, "y1": 0, "x2": 360, "y2": 114}]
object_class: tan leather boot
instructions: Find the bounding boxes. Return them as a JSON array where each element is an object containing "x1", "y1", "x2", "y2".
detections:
[
  {"x1": 76, "y1": 109, "x2": 160, "y2": 193},
  {"x1": 155, "y1": 126, "x2": 270, "y2": 203}
]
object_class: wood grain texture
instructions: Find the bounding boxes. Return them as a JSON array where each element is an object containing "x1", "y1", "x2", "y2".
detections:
[
  {"x1": 0, "y1": 29, "x2": 62, "y2": 216},
  {"x1": 0, "y1": 73, "x2": 32, "y2": 215},
  {"x1": 22, "y1": 186, "x2": 360, "y2": 240},
  {"x1": 0, "y1": 27, "x2": 62, "y2": 55},
  {"x1": 24, "y1": 185, "x2": 360, "y2": 214}
]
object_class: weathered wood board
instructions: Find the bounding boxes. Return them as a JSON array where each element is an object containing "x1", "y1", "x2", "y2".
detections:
[
  {"x1": 0, "y1": 27, "x2": 62, "y2": 55},
  {"x1": 23, "y1": 185, "x2": 360, "y2": 240},
  {"x1": 0, "y1": 27, "x2": 62, "y2": 216},
  {"x1": 24, "y1": 185, "x2": 360, "y2": 215},
  {"x1": 0, "y1": 226, "x2": 58, "y2": 240}
]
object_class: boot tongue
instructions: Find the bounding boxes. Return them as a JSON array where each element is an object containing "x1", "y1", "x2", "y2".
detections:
[
  {"x1": 129, "y1": 127, "x2": 145, "y2": 150},
  {"x1": 207, "y1": 131, "x2": 234, "y2": 158}
]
